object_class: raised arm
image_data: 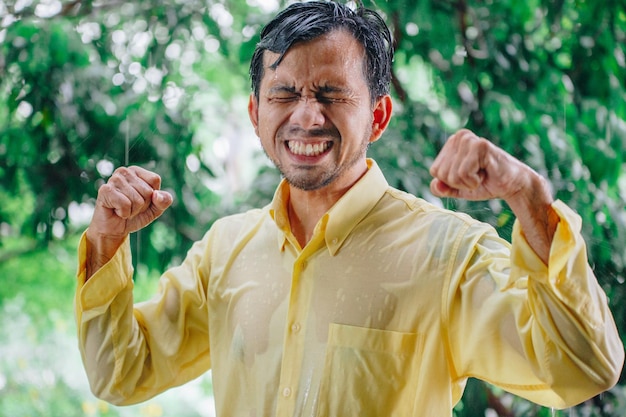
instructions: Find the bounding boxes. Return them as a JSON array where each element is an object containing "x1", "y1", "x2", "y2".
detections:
[
  {"x1": 76, "y1": 166, "x2": 212, "y2": 405},
  {"x1": 432, "y1": 129, "x2": 624, "y2": 406}
]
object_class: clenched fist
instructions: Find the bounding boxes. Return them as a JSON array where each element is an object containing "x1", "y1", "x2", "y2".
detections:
[
  {"x1": 429, "y1": 129, "x2": 530, "y2": 202},
  {"x1": 429, "y1": 129, "x2": 557, "y2": 263},
  {"x1": 85, "y1": 166, "x2": 173, "y2": 279}
]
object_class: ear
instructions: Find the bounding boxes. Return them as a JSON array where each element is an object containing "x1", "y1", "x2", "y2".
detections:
[
  {"x1": 248, "y1": 94, "x2": 260, "y2": 136},
  {"x1": 369, "y1": 95, "x2": 393, "y2": 143}
]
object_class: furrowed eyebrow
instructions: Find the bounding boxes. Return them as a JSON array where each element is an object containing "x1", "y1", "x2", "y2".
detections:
[
  {"x1": 267, "y1": 85, "x2": 351, "y2": 95},
  {"x1": 268, "y1": 85, "x2": 298, "y2": 95},
  {"x1": 316, "y1": 85, "x2": 350, "y2": 94}
]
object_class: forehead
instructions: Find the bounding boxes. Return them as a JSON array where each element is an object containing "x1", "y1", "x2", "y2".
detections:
[{"x1": 261, "y1": 30, "x2": 367, "y2": 88}]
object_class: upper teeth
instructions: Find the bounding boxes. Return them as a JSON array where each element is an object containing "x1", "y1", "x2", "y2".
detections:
[{"x1": 288, "y1": 141, "x2": 330, "y2": 156}]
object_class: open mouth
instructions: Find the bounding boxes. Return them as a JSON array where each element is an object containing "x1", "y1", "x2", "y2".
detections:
[{"x1": 287, "y1": 140, "x2": 333, "y2": 157}]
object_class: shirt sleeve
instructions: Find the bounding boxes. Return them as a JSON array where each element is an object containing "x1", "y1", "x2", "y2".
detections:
[
  {"x1": 444, "y1": 200, "x2": 624, "y2": 409},
  {"x1": 74, "y1": 231, "x2": 212, "y2": 406}
]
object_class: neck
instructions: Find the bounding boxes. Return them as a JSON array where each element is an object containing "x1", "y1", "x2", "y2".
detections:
[
  {"x1": 287, "y1": 176, "x2": 364, "y2": 248},
  {"x1": 286, "y1": 158, "x2": 370, "y2": 247},
  {"x1": 286, "y1": 187, "x2": 334, "y2": 248}
]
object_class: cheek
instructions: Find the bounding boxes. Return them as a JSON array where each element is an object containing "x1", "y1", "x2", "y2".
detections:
[
  {"x1": 257, "y1": 106, "x2": 282, "y2": 131},
  {"x1": 254, "y1": 110, "x2": 272, "y2": 138},
  {"x1": 338, "y1": 111, "x2": 372, "y2": 141},
  {"x1": 257, "y1": 121, "x2": 282, "y2": 152},
  {"x1": 264, "y1": 108, "x2": 296, "y2": 142},
  {"x1": 259, "y1": 121, "x2": 278, "y2": 142}
]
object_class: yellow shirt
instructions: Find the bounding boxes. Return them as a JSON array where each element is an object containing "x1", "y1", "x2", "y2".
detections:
[{"x1": 75, "y1": 159, "x2": 624, "y2": 417}]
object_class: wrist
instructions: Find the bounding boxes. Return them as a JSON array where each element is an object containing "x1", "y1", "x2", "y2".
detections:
[
  {"x1": 506, "y1": 172, "x2": 556, "y2": 264},
  {"x1": 506, "y1": 169, "x2": 553, "y2": 213},
  {"x1": 85, "y1": 228, "x2": 127, "y2": 280}
]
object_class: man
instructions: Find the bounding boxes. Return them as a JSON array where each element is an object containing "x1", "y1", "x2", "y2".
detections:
[{"x1": 75, "y1": 1, "x2": 624, "y2": 416}]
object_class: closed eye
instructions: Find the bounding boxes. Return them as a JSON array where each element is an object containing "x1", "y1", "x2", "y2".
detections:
[
  {"x1": 266, "y1": 86, "x2": 351, "y2": 104},
  {"x1": 316, "y1": 85, "x2": 351, "y2": 104},
  {"x1": 269, "y1": 94, "x2": 300, "y2": 103},
  {"x1": 316, "y1": 95, "x2": 347, "y2": 104},
  {"x1": 267, "y1": 86, "x2": 300, "y2": 103}
]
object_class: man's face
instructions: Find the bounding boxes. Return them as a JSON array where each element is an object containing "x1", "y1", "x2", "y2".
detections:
[{"x1": 248, "y1": 29, "x2": 391, "y2": 192}]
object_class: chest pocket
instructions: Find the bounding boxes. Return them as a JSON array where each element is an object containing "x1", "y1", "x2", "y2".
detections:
[{"x1": 316, "y1": 323, "x2": 423, "y2": 417}]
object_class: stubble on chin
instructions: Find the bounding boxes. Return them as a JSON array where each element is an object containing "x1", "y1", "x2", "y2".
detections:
[
  {"x1": 267, "y1": 142, "x2": 371, "y2": 192},
  {"x1": 274, "y1": 161, "x2": 336, "y2": 191}
]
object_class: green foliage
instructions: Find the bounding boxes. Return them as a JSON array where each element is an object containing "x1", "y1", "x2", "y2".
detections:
[
  {"x1": 0, "y1": 0, "x2": 625, "y2": 415},
  {"x1": 0, "y1": 0, "x2": 281, "y2": 265}
]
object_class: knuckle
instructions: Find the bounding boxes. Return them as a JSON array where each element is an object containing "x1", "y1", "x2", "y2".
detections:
[
  {"x1": 98, "y1": 183, "x2": 115, "y2": 196},
  {"x1": 131, "y1": 193, "x2": 148, "y2": 208},
  {"x1": 448, "y1": 172, "x2": 460, "y2": 184},
  {"x1": 455, "y1": 128, "x2": 473, "y2": 140},
  {"x1": 114, "y1": 166, "x2": 131, "y2": 176},
  {"x1": 107, "y1": 174, "x2": 126, "y2": 190}
]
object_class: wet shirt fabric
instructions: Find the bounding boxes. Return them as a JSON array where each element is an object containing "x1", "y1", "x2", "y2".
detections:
[{"x1": 75, "y1": 159, "x2": 624, "y2": 417}]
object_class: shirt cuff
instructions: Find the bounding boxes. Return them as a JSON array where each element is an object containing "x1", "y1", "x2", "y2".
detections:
[
  {"x1": 509, "y1": 200, "x2": 583, "y2": 286},
  {"x1": 76, "y1": 231, "x2": 134, "y2": 312}
]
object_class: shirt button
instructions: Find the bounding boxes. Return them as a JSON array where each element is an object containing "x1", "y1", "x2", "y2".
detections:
[
  {"x1": 282, "y1": 387, "x2": 292, "y2": 397},
  {"x1": 291, "y1": 323, "x2": 301, "y2": 333},
  {"x1": 332, "y1": 238, "x2": 338, "y2": 245}
]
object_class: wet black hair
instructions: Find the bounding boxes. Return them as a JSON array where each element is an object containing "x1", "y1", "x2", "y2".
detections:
[{"x1": 249, "y1": 1, "x2": 394, "y2": 105}]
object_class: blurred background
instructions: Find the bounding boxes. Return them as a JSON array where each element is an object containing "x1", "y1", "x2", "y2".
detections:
[{"x1": 0, "y1": 0, "x2": 625, "y2": 416}]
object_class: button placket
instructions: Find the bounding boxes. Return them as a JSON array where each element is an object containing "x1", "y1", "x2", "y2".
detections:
[{"x1": 276, "y1": 239, "x2": 321, "y2": 416}]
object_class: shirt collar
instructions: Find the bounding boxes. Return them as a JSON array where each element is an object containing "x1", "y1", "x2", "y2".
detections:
[
  {"x1": 268, "y1": 159, "x2": 389, "y2": 255},
  {"x1": 269, "y1": 179, "x2": 292, "y2": 251}
]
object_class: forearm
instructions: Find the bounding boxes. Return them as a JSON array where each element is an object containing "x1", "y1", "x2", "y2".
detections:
[
  {"x1": 451, "y1": 216, "x2": 623, "y2": 408},
  {"x1": 75, "y1": 232, "x2": 212, "y2": 404},
  {"x1": 79, "y1": 290, "x2": 150, "y2": 405},
  {"x1": 514, "y1": 201, "x2": 624, "y2": 394},
  {"x1": 505, "y1": 170, "x2": 558, "y2": 264},
  {"x1": 76, "y1": 234, "x2": 145, "y2": 404}
]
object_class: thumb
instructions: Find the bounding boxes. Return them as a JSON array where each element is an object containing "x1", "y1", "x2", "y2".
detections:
[
  {"x1": 124, "y1": 190, "x2": 173, "y2": 234},
  {"x1": 151, "y1": 190, "x2": 173, "y2": 212},
  {"x1": 430, "y1": 178, "x2": 458, "y2": 198}
]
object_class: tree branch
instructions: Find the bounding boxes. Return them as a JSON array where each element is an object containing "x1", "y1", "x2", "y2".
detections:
[
  {"x1": 390, "y1": 11, "x2": 408, "y2": 103},
  {"x1": 60, "y1": 0, "x2": 83, "y2": 16}
]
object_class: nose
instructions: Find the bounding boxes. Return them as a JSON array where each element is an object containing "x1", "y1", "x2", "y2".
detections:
[{"x1": 289, "y1": 96, "x2": 325, "y2": 130}]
